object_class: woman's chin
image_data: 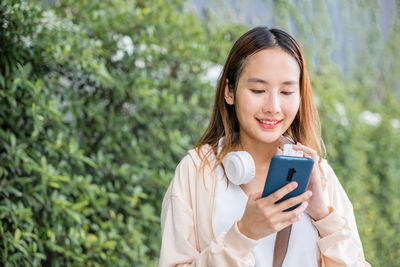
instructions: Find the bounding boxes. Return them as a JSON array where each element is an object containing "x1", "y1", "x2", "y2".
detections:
[
  {"x1": 255, "y1": 134, "x2": 283, "y2": 145},
  {"x1": 239, "y1": 128, "x2": 285, "y2": 146}
]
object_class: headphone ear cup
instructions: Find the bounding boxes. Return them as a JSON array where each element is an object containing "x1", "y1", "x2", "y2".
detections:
[{"x1": 222, "y1": 151, "x2": 255, "y2": 185}]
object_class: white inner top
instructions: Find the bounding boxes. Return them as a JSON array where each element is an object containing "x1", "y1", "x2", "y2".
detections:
[{"x1": 213, "y1": 165, "x2": 321, "y2": 267}]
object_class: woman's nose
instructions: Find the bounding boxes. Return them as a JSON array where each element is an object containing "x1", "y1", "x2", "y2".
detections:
[{"x1": 262, "y1": 92, "x2": 281, "y2": 114}]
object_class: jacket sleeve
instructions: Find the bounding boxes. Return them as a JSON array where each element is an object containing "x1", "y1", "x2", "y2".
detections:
[
  {"x1": 312, "y1": 162, "x2": 371, "y2": 267},
  {"x1": 159, "y1": 154, "x2": 258, "y2": 267}
]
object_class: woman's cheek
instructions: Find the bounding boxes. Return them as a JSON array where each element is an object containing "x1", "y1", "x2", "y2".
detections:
[{"x1": 284, "y1": 98, "x2": 300, "y2": 117}]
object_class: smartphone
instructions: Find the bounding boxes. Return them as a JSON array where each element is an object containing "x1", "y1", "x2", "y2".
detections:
[{"x1": 262, "y1": 155, "x2": 314, "y2": 211}]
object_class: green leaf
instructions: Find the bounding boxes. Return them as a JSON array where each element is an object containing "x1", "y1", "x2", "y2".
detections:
[
  {"x1": 0, "y1": 74, "x2": 5, "y2": 88},
  {"x1": 14, "y1": 228, "x2": 21, "y2": 241}
]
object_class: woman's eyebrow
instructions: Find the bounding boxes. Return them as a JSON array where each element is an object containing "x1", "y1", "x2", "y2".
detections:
[
  {"x1": 247, "y1": 77, "x2": 269, "y2": 84},
  {"x1": 247, "y1": 77, "x2": 298, "y2": 85}
]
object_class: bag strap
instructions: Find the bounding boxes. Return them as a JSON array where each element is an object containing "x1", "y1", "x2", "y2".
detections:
[{"x1": 273, "y1": 224, "x2": 292, "y2": 267}]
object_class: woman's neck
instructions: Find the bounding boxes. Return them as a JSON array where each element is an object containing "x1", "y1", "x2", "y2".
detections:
[
  {"x1": 234, "y1": 134, "x2": 292, "y2": 196},
  {"x1": 237, "y1": 137, "x2": 279, "y2": 171},
  {"x1": 235, "y1": 138, "x2": 278, "y2": 196}
]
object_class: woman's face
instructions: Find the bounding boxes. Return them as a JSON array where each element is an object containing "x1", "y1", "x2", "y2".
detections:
[{"x1": 225, "y1": 48, "x2": 301, "y2": 147}]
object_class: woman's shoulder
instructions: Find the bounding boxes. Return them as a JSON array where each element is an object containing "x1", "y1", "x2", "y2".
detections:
[
  {"x1": 186, "y1": 144, "x2": 215, "y2": 166},
  {"x1": 163, "y1": 144, "x2": 216, "y2": 205},
  {"x1": 169, "y1": 144, "x2": 215, "y2": 188}
]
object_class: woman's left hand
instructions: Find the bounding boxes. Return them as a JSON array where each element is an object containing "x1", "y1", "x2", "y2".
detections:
[{"x1": 293, "y1": 143, "x2": 330, "y2": 221}]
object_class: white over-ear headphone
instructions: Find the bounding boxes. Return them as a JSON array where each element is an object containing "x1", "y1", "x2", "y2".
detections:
[
  {"x1": 221, "y1": 136, "x2": 299, "y2": 185},
  {"x1": 222, "y1": 151, "x2": 255, "y2": 185}
]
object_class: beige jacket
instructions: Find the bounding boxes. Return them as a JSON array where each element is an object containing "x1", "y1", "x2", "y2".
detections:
[{"x1": 160, "y1": 145, "x2": 371, "y2": 267}]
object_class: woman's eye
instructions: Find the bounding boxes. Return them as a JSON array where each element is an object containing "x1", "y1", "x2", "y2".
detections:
[
  {"x1": 250, "y1": 89, "x2": 264, "y2": 94},
  {"x1": 281, "y1": 91, "x2": 294, "y2": 95}
]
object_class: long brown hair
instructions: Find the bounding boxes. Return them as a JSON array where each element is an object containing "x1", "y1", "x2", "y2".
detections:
[{"x1": 195, "y1": 26, "x2": 325, "y2": 171}]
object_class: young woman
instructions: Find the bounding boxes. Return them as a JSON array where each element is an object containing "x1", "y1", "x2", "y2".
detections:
[{"x1": 160, "y1": 27, "x2": 370, "y2": 267}]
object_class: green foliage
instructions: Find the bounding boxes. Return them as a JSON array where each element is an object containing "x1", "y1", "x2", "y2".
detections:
[
  {"x1": 0, "y1": 0, "x2": 243, "y2": 265},
  {"x1": 1, "y1": 0, "x2": 399, "y2": 266}
]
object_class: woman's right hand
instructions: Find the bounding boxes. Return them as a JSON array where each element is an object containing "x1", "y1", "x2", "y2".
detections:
[{"x1": 237, "y1": 182, "x2": 312, "y2": 240}]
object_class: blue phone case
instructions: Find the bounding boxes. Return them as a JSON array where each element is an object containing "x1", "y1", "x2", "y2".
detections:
[{"x1": 262, "y1": 155, "x2": 314, "y2": 211}]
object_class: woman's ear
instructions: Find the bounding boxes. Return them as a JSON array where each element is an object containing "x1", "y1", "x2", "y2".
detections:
[{"x1": 224, "y1": 79, "x2": 234, "y2": 105}]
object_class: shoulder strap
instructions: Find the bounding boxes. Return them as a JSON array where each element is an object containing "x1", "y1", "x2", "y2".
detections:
[{"x1": 273, "y1": 224, "x2": 292, "y2": 267}]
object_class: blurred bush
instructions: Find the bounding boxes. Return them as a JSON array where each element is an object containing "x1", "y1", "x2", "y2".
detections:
[
  {"x1": 0, "y1": 0, "x2": 241, "y2": 265},
  {"x1": 0, "y1": 0, "x2": 399, "y2": 266}
]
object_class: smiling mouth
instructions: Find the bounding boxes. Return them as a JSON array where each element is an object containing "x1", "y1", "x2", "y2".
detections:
[{"x1": 257, "y1": 119, "x2": 282, "y2": 125}]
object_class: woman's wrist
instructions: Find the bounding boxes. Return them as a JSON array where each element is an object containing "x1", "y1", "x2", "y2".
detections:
[
  {"x1": 237, "y1": 220, "x2": 249, "y2": 237},
  {"x1": 237, "y1": 220, "x2": 258, "y2": 240},
  {"x1": 310, "y1": 206, "x2": 332, "y2": 221}
]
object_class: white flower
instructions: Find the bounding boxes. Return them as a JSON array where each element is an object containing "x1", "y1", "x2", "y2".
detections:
[
  {"x1": 59, "y1": 76, "x2": 71, "y2": 87},
  {"x1": 139, "y1": 44, "x2": 147, "y2": 51},
  {"x1": 41, "y1": 10, "x2": 81, "y2": 33},
  {"x1": 201, "y1": 64, "x2": 223, "y2": 85},
  {"x1": 340, "y1": 117, "x2": 350, "y2": 126},
  {"x1": 122, "y1": 103, "x2": 137, "y2": 114},
  {"x1": 359, "y1": 110, "x2": 381, "y2": 126},
  {"x1": 111, "y1": 50, "x2": 124, "y2": 62},
  {"x1": 135, "y1": 59, "x2": 145, "y2": 68},
  {"x1": 119, "y1": 36, "x2": 134, "y2": 55},
  {"x1": 112, "y1": 34, "x2": 121, "y2": 41},
  {"x1": 112, "y1": 36, "x2": 134, "y2": 60},
  {"x1": 335, "y1": 102, "x2": 346, "y2": 116},
  {"x1": 150, "y1": 44, "x2": 167, "y2": 54},
  {"x1": 391, "y1": 119, "x2": 400, "y2": 129},
  {"x1": 334, "y1": 102, "x2": 349, "y2": 126},
  {"x1": 21, "y1": 36, "x2": 33, "y2": 48},
  {"x1": 41, "y1": 10, "x2": 57, "y2": 29},
  {"x1": 94, "y1": 40, "x2": 102, "y2": 47}
]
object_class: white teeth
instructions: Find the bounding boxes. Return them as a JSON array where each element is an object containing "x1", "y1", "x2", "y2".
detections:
[{"x1": 259, "y1": 120, "x2": 279, "y2": 124}]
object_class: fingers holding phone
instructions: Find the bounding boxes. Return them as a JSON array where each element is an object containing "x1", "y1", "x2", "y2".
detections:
[
  {"x1": 292, "y1": 143, "x2": 330, "y2": 220},
  {"x1": 237, "y1": 182, "x2": 312, "y2": 240}
]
